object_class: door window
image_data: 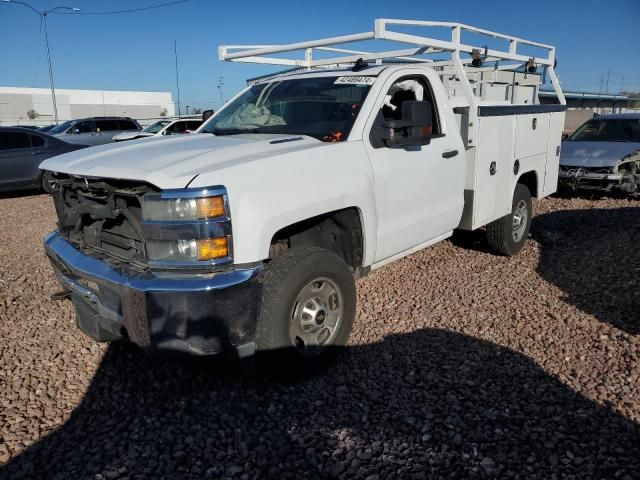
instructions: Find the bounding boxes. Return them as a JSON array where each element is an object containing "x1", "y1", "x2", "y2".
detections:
[
  {"x1": 96, "y1": 120, "x2": 120, "y2": 132},
  {"x1": 172, "y1": 121, "x2": 188, "y2": 133},
  {"x1": 30, "y1": 135, "x2": 45, "y2": 148},
  {"x1": 118, "y1": 119, "x2": 139, "y2": 131},
  {"x1": 0, "y1": 132, "x2": 31, "y2": 150},
  {"x1": 381, "y1": 76, "x2": 440, "y2": 134},
  {"x1": 74, "y1": 121, "x2": 95, "y2": 134},
  {"x1": 187, "y1": 121, "x2": 202, "y2": 130}
]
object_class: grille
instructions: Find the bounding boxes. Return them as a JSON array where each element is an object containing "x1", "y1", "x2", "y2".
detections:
[{"x1": 53, "y1": 176, "x2": 155, "y2": 264}]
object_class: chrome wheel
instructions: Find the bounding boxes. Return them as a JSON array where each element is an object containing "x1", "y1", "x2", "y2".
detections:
[
  {"x1": 512, "y1": 199, "x2": 528, "y2": 242},
  {"x1": 289, "y1": 277, "x2": 343, "y2": 355}
]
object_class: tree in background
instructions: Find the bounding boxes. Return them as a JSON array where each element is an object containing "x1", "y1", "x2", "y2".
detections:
[
  {"x1": 159, "y1": 108, "x2": 168, "y2": 117},
  {"x1": 27, "y1": 109, "x2": 38, "y2": 120},
  {"x1": 191, "y1": 108, "x2": 202, "y2": 114}
]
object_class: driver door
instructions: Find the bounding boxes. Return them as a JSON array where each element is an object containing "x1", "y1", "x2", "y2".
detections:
[{"x1": 364, "y1": 72, "x2": 465, "y2": 262}]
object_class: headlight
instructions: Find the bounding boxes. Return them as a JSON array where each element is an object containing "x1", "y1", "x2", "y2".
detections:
[
  {"x1": 141, "y1": 186, "x2": 232, "y2": 266},
  {"x1": 146, "y1": 237, "x2": 230, "y2": 262},
  {"x1": 142, "y1": 195, "x2": 225, "y2": 221}
]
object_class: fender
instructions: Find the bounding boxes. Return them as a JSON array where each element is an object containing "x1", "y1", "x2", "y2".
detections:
[{"x1": 191, "y1": 141, "x2": 378, "y2": 266}]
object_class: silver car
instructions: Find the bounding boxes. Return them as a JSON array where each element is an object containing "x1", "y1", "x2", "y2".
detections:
[
  {"x1": 48, "y1": 116, "x2": 141, "y2": 146},
  {"x1": 559, "y1": 113, "x2": 640, "y2": 194},
  {"x1": 0, "y1": 127, "x2": 87, "y2": 193}
]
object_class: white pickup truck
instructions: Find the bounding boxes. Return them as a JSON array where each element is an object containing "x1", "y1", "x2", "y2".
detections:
[{"x1": 42, "y1": 20, "x2": 565, "y2": 367}]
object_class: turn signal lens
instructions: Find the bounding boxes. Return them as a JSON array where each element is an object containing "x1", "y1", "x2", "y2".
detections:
[
  {"x1": 197, "y1": 237, "x2": 229, "y2": 260},
  {"x1": 196, "y1": 196, "x2": 225, "y2": 219}
]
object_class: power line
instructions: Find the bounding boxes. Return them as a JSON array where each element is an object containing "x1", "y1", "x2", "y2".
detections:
[{"x1": 52, "y1": 0, "x2": 189, "y2": 15}]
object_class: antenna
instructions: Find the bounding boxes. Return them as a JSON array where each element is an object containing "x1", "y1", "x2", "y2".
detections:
[{"x1": 174, "y1": 40, "x2": 181, "y2": 118}]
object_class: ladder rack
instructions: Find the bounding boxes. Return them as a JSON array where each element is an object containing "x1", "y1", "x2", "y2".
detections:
[{"x1": 219, "y1": 18, "x2": 565, "y2": 105}]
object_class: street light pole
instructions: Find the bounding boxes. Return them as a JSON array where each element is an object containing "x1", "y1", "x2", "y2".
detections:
[
  {"x1": 41, "y1": 13, "x2": 59, "y2": 124},
  {"x1": 2, "y1": 1, "x2": 79, "y2": 124}
]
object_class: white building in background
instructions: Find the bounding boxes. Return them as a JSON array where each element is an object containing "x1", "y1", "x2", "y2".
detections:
[{"x1": 0, "y1": 86, "x2": 175, "y2": 126}]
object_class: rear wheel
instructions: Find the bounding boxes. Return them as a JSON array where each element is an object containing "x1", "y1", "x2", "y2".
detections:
[
  {"x1": 486, "y1": 183, "x2": 532, "y2": 256},
  {"x1": 256, "y1": 247, "x2": 356, "y2": 373}
]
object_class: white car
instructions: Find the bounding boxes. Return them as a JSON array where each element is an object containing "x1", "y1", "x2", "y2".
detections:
[{"x1": 112, "y1": 118, "x2": 203, "y2": 142}]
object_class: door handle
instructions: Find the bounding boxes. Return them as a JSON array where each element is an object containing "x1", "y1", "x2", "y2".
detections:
[
  {"x1": 442, "y1": 149, "x2": 458, "y2": 159},
  {"x1": 31, "y1": 150, "x2": 44, "y2": 155}
]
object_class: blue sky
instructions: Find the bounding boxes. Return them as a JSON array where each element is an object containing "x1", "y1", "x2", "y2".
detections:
[{"x1": 1, "y1": 0, "x2": 639, "y2": 111}]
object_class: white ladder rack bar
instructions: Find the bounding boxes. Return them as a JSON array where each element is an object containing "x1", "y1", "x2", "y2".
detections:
[{"x1": 218, "y1": 18, "x2": 565, "y2": 106}]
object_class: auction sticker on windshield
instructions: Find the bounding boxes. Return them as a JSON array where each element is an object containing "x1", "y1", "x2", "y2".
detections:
[{"x1": 334, "y1": 76, "x2": 375, "y2": 85}]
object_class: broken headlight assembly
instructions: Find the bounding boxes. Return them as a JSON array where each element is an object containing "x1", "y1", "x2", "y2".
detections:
[{"x1": 141, "y1": 186, "x2": 232, "y2": 267}]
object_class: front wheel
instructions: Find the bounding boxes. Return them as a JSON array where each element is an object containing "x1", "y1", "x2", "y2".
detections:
[
  {"x1": 486, "y1": 183, "x2": 533, "y2": 256},
  {"x1": 41, "y1": 171, "x2": 57, "y2": 194},
  {"x1": 256, "y1": 247, "x2": 356, "y2": 372}
]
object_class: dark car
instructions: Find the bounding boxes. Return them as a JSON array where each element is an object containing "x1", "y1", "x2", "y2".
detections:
[
  {"x1": 559, "y1": 113, "x2": 640, "y2": 194},
  {"x1": 0, "y1": 127, "x2": 88, "y2": 193}
]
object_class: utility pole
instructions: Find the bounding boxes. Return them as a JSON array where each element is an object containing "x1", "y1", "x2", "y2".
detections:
[
  {"x1": 174, "y1": 40, "x2": 181, "y2": 118},
  {"x1": 2, "y1": 1, "x2": 80, "y2": 124},
  {"x1": 605, "y1": 70, "x2": 611, "y2": 94},
  {"x1": 217, "y1": 76, "x2": 224, "y2": 105}
]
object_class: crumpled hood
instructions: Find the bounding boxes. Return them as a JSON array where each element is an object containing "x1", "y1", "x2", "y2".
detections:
[
  {"x1": 40, "y1": 133, "x2": 323, "y2": 188},
  {"x1": 560, "y1": 141, "x2": 640, "y2": 168}
]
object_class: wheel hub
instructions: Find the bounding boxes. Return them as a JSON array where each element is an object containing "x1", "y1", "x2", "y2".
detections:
[
  {"x1": 290, "y1": 278, "x2": 343, "y2": 355},
  {"x1": 512, "y1": 199, "x2": 528, "y2": 242}
]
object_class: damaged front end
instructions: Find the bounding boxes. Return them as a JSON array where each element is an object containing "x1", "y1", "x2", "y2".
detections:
[
  {"x1": 44, "y1": 173, "x2": 262, "y2": 357},
  {"x1": 559, "y1": 153, "x2": 640, "y2": 194}
]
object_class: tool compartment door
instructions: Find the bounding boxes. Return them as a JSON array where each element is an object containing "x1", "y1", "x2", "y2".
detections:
[
  {"x1": 472, "y1": 115, "x2": 515, "y2": 228},
  {"x1": 515, "y1": 113, "x2": 550, "y2": 159}
]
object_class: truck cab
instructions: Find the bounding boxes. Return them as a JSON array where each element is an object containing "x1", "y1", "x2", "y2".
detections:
[{"x1": 41, "y1": 19, "x2": 565, "y2": 370}]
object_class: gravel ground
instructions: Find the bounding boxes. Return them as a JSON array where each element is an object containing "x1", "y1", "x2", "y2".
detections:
[{"x1": 0, "y1": 192, "x2": 639, "y2": 479}]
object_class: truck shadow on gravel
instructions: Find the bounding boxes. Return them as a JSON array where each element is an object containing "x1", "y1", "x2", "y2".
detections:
[
  {"x1": 532, "y1": 206, "x2": 640, "y2": 334},
  {"x1": 2, "y1": 329, "x2": 639, "y2": 479}
]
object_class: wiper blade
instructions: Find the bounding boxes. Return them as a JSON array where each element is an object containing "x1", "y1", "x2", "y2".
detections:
[{"x1": 210, "y1": 128, "x2": 267, "y2": 136}]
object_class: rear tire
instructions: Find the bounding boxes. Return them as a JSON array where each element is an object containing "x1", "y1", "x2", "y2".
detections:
[
  {"x1": 486, "y1": 183, "x2": 532, "y2": 256},
  {"x1": 256, "y1": 247, "x2": 356, "y2": 374}
]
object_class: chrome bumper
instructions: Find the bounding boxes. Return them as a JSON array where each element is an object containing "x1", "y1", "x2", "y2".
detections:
[{"x1": 44, "y1": 232, "x2": 262, "y2": 356}]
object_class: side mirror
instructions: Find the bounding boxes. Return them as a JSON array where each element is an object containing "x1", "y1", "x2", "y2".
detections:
[
  {"x1": 373, "y1": 100, "x2": 434, "y2": 148},
  {"x1": 561, "y1": 133, "x2": 569, "y2": 140},
  {"x1": 72, "y1": 128, "x2": 80, "y2": 134},
  {"x1": 202, "y1": 110, "x2": 214, "y2": 122}
]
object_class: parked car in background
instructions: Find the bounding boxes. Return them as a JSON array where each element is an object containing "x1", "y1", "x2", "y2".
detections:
[
  {"x1": 113, "y1": 118, "x2": 202, "y2": 142},
  {"x1": 559, "y1": 113, "x2": 640, "y2": 194},
  {"x1": 49, "y1": 116, "x2": 141, "y2": 146},
  {"x1": 0, "y1": 127, "x2": 88, "y2": 193}
]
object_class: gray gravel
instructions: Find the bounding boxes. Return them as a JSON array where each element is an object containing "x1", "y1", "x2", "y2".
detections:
[{"x1": 0, "y1": 192, "x2": 639, "y2": 479}]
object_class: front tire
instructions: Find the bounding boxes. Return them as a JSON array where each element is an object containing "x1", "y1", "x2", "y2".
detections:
[
  {"x1": 41, "y1": 171, "x2": 56, "y2": 194},
  {"x1": 486, "y1": 183, "x2": 532, "y2": 256},
  {"x1": 257, "y1": 247, "x2": 356, "y2": 372}
]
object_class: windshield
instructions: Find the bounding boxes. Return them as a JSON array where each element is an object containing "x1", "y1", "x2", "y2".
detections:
[
  {"x1": 49, "y1": 120, "x2": 74, "y2": 134},
  {"x1": 569, "y1": 118, "x2": 640, "y2": 142},
  {"x1": 143, "y1": 120, "x2": 172, "y2": 133},
  {"x1": 201, "y1": 76, "x2": 373, "y2": 141}
]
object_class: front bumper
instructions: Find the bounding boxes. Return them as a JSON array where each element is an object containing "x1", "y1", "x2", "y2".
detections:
[
  {"x1": 44, "y1": 232, "x2": 262, "y2": 356},
  {"x1": 558, "y1": 168, "x2": 623, "y2": 191}
]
